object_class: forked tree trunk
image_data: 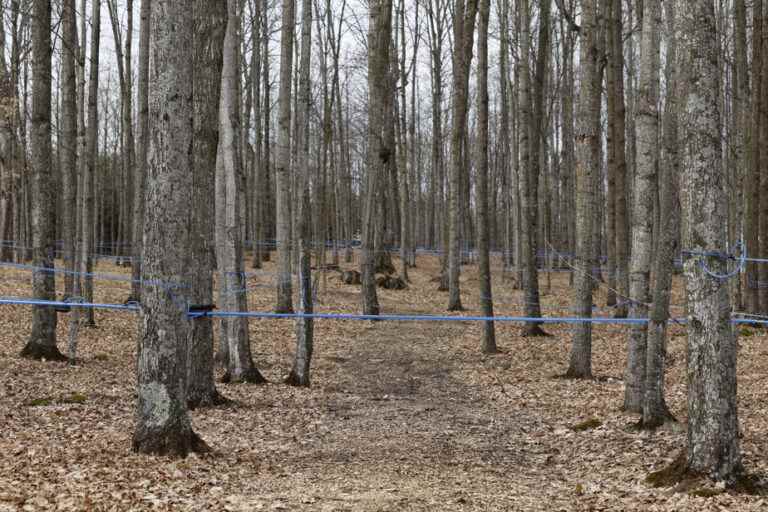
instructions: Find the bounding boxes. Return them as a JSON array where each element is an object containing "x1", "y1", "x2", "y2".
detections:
[
  {"x1": 677, "y1": 0, "x2": 741, "y2": 482},
  {"x1": 133, "y1": 0, "x2": 208, "y2": 457},
  {"x1": 20, "y1": 0, "x2": 64, "y2": 361}
]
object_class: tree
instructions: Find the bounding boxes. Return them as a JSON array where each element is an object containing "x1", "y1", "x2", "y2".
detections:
[
  {"x1": 133, "y1": 0, "x2": 207, "y2": 457},
  {"x1": 275, "y1": 0, "x2": 295, "y2": 313},
  {"x1": 475, "y1": 0, "x2": 495, "y2": 353},
  {"x1": 61, "y1": 0, "x2": 78, "y2": 298},
  {"x1": 518, "y1": 0, "x2": 551, "y2": 336},
  {"x1": 20, "y1": 0, "x2": 64, "y2": 361},
  {"x1": 676, "y1": 0, "x2": 741, "y2": 481},
  {"x1": 286, "y1": 0, "x2": 313, "y2": 386},
  {"x1": 132, "y1": 0, "x2": 150, "y2": 301},
  {"x1": 641, "y1": 0, "x2": 678, "y2": 429},
  {"x1": 624, "y1": 0, "x2": 661, "y2": 414},
  {"x1": 606, "y1": 0, "x2": 629, "y2": 318},
  {"x1": 566, "y1": 0, "x2": 598, "y2": 378},
  {"x1": 361, "y1": 0, "x2": 393, "y2": 316},
  {"x1": 216, "y1": 0, "x2": 266, "y2": 384},
  {"x1": 106, "y1": 0, "x2": 134, "y2": 271},
  {"x1": 446, "y1": 0, "x2": 478, "y2": 311},
  {"x1": 187, "y1": 0, "x2": 229, "y2": 408},
  {"x1": 81, "y1": 0, "x2": 100, "y2": 327},
  {"x1": 745, "y1": 0, "x2": 760, "y2": 314}
]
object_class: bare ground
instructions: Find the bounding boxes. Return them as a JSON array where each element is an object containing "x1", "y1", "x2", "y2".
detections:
[{"x1": 1, "y1": 255, "x2": 767, "y2": 511}]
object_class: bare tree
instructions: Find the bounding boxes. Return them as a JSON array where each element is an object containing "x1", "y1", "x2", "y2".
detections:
[
  {"x1": 60, "y1": 0, "x2": 77, "y2": 297},
  {"x1": 20, "y1": 0, "x2": 64, "y2": 361},
  {"x1": 476, "y1": 0, "x2": 495, "y2": 353},
  {"x1": 187, "y1": 0, "x2": 230, "y2": 408},
  {"x1": 133, "y1": 0, "x2": 207, "y2": 457},
  {"x1": 446, "y1": 0, "x2": 478, "y2": 311},
  {"x1": 275, "y1": 0, "x2": 295, "y2": 313},
  {"x1": 80, "y1": 0, "x2": 100, "y2": 327},
  {"x1": 286, "y1": 0, "x2": 313, "y2": 386},
  {"x1": 676, "y1": 0, "x2": 741, "y2": 482},
  {"x1": 641, "y1": 0, "x2": 678, "y2": 429},
  {"x1": 566, "y1": 0, "x2": 599, "y2": 378},
  {"x1": 745, "y1": 0, "x2": 760, "y2": 314},
  {"x1": 624, "y1": 0, "x2": 661, "y2": 414},
  {"x1": 361, "y1": 0, "x2": 393, "y2": 316},
  {"x1": 216, "y1": 0, "x2": 266, "y2": 384}
]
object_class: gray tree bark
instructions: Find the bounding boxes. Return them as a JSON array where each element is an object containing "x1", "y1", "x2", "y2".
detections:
[
  {"x1": 361, "y1": 0, "x2": 393, "y2": 316},
  {"x1": 519, "y1": 0, "x2": 551, "y2": 336},
  {"x1": 745, "y1": 0, "x2": 761, "y2": 313},
  {"x1": 131, "y1": 0, "x2": 150, "y2": 301},
  {"x1": 274, "y1": 0, "x2": 295, "y2": 313},
  {"x1": 446, "y1": 0, "x2": 478, "y2": 311},
  {"x1": 187, "y1": 0, "x2": 229, "y2": 408},
  {"x1": 566, "y1": 0, "x2": 598, "y2": 378},
  {"x1": 476, "y1": 0, "x2": 495, "y2": 353},
  {"x1": 216, "y1": 0, "x2": 266, "y2": 384},
  {"x1": 20, "y1": 0, "x2": 64, "y2": 361},
  {"x1": 60, "y1": 0, "x2": 77, "y2": 297},
  {"x1": 81, "y1": 0, "x2": 100, "y2": 327},
  {"x1": 133, "y1": 0, "x2": 208, "y2": 457},
  {"x1": 677, "y1": 0, "x2": 741, "y2": 482},
  {"x1": 286, "y1": 0, "x2": 313, "y2": 387},
  {"x1": 642, "y1": 0, "x2": 678, "y2": 429},
  {"x1": 624, "y1": 0, "x2": 661, "y2": 414}
]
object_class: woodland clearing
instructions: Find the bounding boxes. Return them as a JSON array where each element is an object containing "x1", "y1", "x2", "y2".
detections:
[{"x1": 1, "y1": 254, "x2": 766, "y2": 511}]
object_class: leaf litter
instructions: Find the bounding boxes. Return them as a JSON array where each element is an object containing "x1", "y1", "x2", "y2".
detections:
[{"x1": 0, "y1": 255, "x2": 767, "y2": 511}]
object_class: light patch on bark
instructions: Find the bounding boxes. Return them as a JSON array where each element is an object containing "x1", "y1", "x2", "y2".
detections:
[{"x1": 139, "y1": 382, "x2": 171, "y2": 428}]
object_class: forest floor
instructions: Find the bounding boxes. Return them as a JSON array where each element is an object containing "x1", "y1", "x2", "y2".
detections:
[{"x1": 1, "y1": 254, "x2": 768, "y2": 511}]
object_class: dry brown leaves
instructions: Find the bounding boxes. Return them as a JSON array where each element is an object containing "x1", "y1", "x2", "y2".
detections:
[{"x1": 0, "y1": 256, "x2": 766, "y2": 511}]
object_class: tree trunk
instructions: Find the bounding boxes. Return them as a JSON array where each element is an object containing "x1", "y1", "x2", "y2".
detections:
[
  {"x1": 60, "y1": 0, "x2": 77, "y2": 297},
  {"x1": 132, "y1": 0, "x2": 150, "y2": 301},
  {"x1": 519, "y1": 0, "x2": 551, "y2": 336},
  {"x1": 133, "y1": 0, "x2": 208, "y2": 457},
  {"x1": 446, "y1": 0, "x2": 478, "y2": 311},
  {"x1": 20, "y1": 0, "x2": 64, "y2": 361},
  {"x1": 286, "y1": 0, "x2": 313, "y2": 387},
  {"x1": 642, "y1": 0, "x2": 678, "y2": 430},
  {"x1": 624, "y1": 0, "x2": 661, "y2": 414},
  {"x1": 187, "y1": 0, "x2": 229, "y2": 408},
  {"x1": 216, "y1": 0, "x2": 266, "y2": 384},
  {"x1": 275, "y1": 0, "x2": 295, "y2": 313},
  {"x1": 566, "y1": 0, "x2": 598, "y2": 379},
  {"x1": 476, "y1": 0, "x2": 495, "y2": 353},
  {"x1": 731, "y1": 0, "x2": 747, "y2": 311},
  {"x1": 81, "y1": 0, "x2": 100, "y2": 327},
  {"x1": 250, "y1": 0, "x2": 263, "y2": 269},
  {"x1": 745, "y1": 0, "x2": 761, "y2": 313},
  {"x1": 677, "y1": 0, "x2": 741, "y2": 482},
  {"x1": 361, "y1": 0, "x2": 393, "y2": 316}
]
